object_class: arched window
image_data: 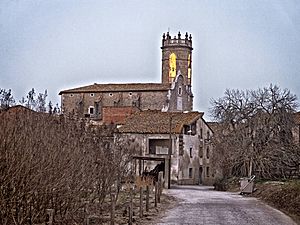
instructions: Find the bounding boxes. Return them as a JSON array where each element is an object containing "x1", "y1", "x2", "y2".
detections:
[{"x1": 169, "y1": 53, "x2": 176, "y2": 81}]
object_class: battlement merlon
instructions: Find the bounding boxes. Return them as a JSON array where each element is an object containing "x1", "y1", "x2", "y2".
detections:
[{"x1": 161, "y1": 31, "x2": 193, "y2": 50}]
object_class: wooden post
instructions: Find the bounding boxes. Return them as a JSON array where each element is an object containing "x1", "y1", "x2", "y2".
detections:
[
  {"x1": 158, "y1": 172, "x2": 163, "y2": 203},
  {"x1": 129, "y1": 186, "x2": 133, "y2": 225},
  {"x1": 139, "y1": 187, "x2": 143, "y2": 218},
  {"x1": 110, "y1": 193, "x2": 115, "y2": 225},
  {"x1": 154, "y1": 182, "x2": 158, "y2": 207},
  {"x1": 146, "y1": 185, "x2": 149, "y2": 212}
]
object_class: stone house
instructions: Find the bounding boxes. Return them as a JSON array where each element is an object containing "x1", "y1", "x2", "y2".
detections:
[{"x1": 118, "y1": 110, "x2": 215, "y2": 186}]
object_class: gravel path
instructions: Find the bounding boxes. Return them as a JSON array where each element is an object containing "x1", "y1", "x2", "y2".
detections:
[{"x1": 155, "y1": 185, "x2": 297, "y2": 225}]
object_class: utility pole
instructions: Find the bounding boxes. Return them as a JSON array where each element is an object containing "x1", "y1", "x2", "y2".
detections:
[{"x1": 168, "y1": 116, "x2": 172, "y2": 189}]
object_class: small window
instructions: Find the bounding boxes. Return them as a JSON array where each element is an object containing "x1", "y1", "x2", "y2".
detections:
[
  {"x1": 207, "y1": 131, "x2": 210, "y2": 140},
  {"x1": 90, "y1": 93, "x2": 94, "y2": 97},
  {"x1": 206, "y1": 167, "x2": 210, "y2": 177},
  {"x1": 129, "y1": 92, "x2": 132, "y2": 96},
  {"x1": 206, "y1": 146, "x2": 210, "y2": 159},
  {"x1": 189, "y1": 147, "x2": 192, "y2": 158},
  {"x1": 189, "y1": 168, "x2": 193, "y2": 178},
  {"x1": 200, "y1": 128, "x2": 203, "y2": 139},
  {"x1": 70, "y1": 94, "x2": 73, "y2": 97},
  {"x1": 89, "y1": 106, "x2": 94, "y2": 115},
  {"x1": 199, "y1": 146, "x2": 203, "y2": 158},
  {"x1": 109, "y1": 93, "x2": 113, "y2": 97},
  {"x1": 178, "y1": 86, "x2": 182, "y2": 96}
]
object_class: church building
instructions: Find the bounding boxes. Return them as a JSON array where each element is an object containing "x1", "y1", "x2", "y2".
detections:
[{"x1": 59, "y1": 32, "x2": 194, "y2": 122}]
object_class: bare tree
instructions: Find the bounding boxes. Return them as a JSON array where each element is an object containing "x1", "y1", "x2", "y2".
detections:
[
  {"x1": 36, "y1": 90, "x2": 48, "y2": 112},
  {"x1": 0, "y1": 88, "x2": 15, "y2": 109},
  {"x1": 0, "y1": 107, "x2": 138, "y2": 225},
  {"x1": 210, "y1": 84, "x2": 299, "y2": 179}
]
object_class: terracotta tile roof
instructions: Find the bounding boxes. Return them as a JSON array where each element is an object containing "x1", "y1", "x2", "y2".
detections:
[
  {"x1": 118, "y1": 110, "x2": 203, "y2": 134},
  {"x1": 0, "y1": 105, "x2": 36, "y2": 114},
  {"x1": 59, "y1": 83, "x2": 171, "y2": 94}
]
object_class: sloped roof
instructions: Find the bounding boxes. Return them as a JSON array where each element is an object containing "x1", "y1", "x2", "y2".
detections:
[
  {"x1": 59, "y1": 83, "x2": 171, "y2": 94},
  {"x1": 0, "y1": 105, "x2": 36, "y2": 114},
  {"x1": 118, "y1": 110, "x2": 203, "y2": 134}
]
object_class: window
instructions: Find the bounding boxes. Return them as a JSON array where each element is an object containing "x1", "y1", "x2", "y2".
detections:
[
  {"x1": 206, "y1": 167, "x2": 210, "y2": 177},
  {"x1": 200, "y1": 128, "x2": 203, "y2": 139},
  {"x1": 189, "y1": 147, "x2": 192, "y2": 158},
  {"x1": 184, "y1": 123, "x2": 196, "y2": 135},
  {"x1": 169, "y1": 53, "x2": 176, "y2": 81},
  {"x1": 88, "y1": 106, "x2": 94, "y2": 115},
  {"x1": 129, "y1": 92, "x2": 132, "y2": 96},
  {"x1": 206, "y1": 146, "x2": 210, "y2": 159},
  {"x1": 90, "y1": 93, "x2": 94, "y2": 97},
  {"x1": 188, "y1": 54, "x2": 191, "y2": 80},
  {"x1": 199, "y1": 146, "x2": 203, "y2": 158},
  {"x1": 70, "y1": 94, "x2": 73, "y2": 97},
  {"x1": 148, "y1": 139, "x2": 170, "y2": 155},
  {"x1": 178, "y1": 86, "x2": 182, "y2": 96},
  {"x1": 207, "y1": 131, "x2": 210, "y2": 140},
  {"x1": 189, "y1": 168, "x2": 193, "y2": 178},
  {"x1": 109, "y1": 93, "x2": 113, "y2": 97}
]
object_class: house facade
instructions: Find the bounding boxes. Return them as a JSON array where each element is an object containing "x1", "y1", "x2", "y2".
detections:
[{"x1": 118, "y1": 110, "x2": 215, "y2": 186}]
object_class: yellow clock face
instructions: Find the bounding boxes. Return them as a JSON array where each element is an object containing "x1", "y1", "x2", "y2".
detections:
[{"x1": 169, "y1": 53, "x2": 176, "y2": 79}]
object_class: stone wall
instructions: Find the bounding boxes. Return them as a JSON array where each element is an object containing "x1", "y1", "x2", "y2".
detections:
[
  {"x1": 61, "y1": 90, "x2": 169, "y2": 118},
  {"x1": 168, "y1": 75, "x2": 193, "y2": 112}
]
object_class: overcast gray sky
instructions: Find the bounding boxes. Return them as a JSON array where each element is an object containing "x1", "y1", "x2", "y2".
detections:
[{"x1": 1, "y1": 0, "x2": 299, "y2": 119}]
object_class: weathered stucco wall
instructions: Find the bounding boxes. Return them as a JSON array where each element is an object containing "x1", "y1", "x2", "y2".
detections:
[{"x1": 119, "y1": 116, "x2": 216, "y2": 186}]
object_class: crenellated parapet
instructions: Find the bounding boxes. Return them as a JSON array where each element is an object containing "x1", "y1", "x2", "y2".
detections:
[{"x1": 162, "y1": 31, "x2": 193, "y2": 50}]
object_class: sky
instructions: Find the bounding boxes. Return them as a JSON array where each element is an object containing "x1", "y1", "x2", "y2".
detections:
[{"x1": 1, "y1": 0, "x2": 299, "y2": 119}]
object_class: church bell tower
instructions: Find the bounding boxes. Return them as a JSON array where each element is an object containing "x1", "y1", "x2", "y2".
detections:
[
  {"x1": 161, "y1": 31, "x2": 194, "y2": 112},
  {"x1": 161, "y1": 31, "x2": 193, "y2": 86}
]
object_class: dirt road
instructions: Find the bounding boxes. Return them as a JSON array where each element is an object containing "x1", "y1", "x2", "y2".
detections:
[{"x1": 154, "y1": 185, "x2": 296, "y2": 225}]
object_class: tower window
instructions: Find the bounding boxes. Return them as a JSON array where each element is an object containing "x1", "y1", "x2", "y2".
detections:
[
  {"x1": 109, "y1": 93, "x2": 113, "y2": 97},
  {"x1": 70, "y1": 94, "x2": 73, "y2": 97},
  {"x1": 206, "y1": 167, "x2": 210, "y2": 177},
  {"x1": 90, "y1": 93, "x2": 94, "y2": 97},
  {"x1": 189, "y1": 147, "x2": 192, "y2": 158},
  {"x1": 178, "y1": 86, "x2": 182, "y2": 96},
  {"x1": 129, "y1": 92, "x2": 132, "y2": 96},
  {"x1": 169, "y1": 53, "x2": 176, "y2": 81},
  {"x1": 188, "y1": 54, "x2": 191, "y2": 80}
]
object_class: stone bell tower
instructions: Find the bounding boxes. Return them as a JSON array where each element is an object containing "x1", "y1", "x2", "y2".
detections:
[
  {"x1": 161, "y1": 31, "x2": 194, "y2": 112},
  {"x1": 161, "y1": 31, "x2": 193, "y2": 86}
]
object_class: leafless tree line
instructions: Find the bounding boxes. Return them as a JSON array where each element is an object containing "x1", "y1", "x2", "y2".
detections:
[
  {"x1": 210, "y1": 84, "x2": 300, "y2": 179},
  {"x1": 0, "y1": 107, "x2": 138, "y2": 224},
  {"x1": 0, "y1": 88, "x2": 60, "y2": 113}
]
